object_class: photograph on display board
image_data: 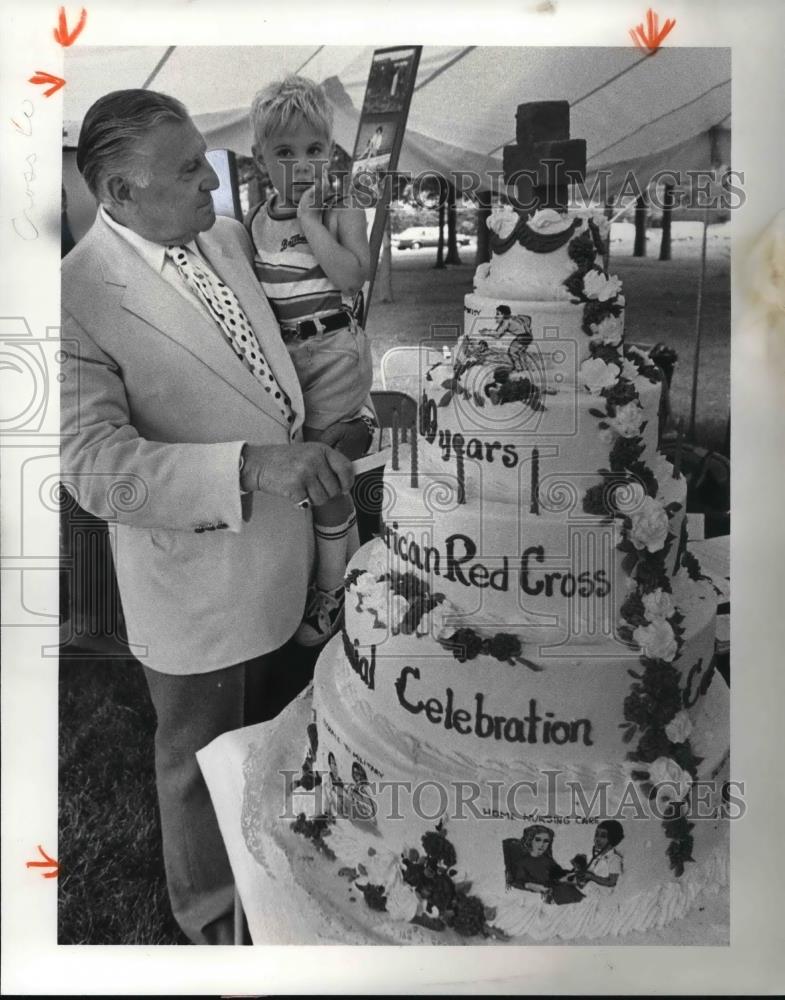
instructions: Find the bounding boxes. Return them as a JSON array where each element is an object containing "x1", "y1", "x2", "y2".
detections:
[
  {"x1": 352, "y1": 115, "x2": 398, "y2": 171},
  {"x1": 361, "y1": 46, "x2": 420, "y2": 115}
]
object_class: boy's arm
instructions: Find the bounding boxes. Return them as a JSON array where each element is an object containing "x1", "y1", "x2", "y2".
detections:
[{"x1": 297, "y1": 187, "x2": 370, "y2": 295}]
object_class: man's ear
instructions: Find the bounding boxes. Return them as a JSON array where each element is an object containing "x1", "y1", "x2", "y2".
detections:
[{"x1": 105, "y1": 173, "x2": 134, "y2": 209}]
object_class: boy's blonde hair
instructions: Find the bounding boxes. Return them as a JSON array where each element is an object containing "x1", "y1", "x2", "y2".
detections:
[{"x1": 251, "y1": 74, "x2": 334, "y2": 143}]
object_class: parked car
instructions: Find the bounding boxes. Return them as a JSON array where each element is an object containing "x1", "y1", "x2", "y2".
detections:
[{"x1": 393, "y1": 226, "x2": 472, "y2": 250}]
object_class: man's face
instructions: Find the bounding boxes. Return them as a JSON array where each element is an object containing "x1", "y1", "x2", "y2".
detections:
[{"x1": 124, "y1": 117, "x2": 219, "y2": 244}]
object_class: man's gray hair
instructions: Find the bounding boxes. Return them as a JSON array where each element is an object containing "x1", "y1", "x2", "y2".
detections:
[{"x1": 76, "y1": 89, "x2": 189, "y2": 199}]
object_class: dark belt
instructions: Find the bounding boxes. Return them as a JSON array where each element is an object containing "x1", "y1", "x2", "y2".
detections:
[{"x1": 281, "y1": 310, "x2": 351, "y2": 343}]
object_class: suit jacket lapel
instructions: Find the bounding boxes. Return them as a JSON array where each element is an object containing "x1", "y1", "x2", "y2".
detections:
[{"x1": 95, "y1": 217, "x2": 298, "y2": 430}]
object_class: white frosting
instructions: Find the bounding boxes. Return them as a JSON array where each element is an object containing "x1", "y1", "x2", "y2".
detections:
[
  {"x1": 474, "y1": 211, "x2": 619, "y2": 304},
  {"x1": 240, "y1": 193, "x2": 727, "y2": 945}
]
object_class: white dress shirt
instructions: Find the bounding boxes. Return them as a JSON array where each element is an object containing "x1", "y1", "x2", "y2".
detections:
[{"x1": 100, "y1": 205, "x2": 219, "y2": 323}]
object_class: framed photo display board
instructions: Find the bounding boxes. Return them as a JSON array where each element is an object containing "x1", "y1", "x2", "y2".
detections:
[{"x1": 349, "y1": 46, "x2": 421, "y2": 325}]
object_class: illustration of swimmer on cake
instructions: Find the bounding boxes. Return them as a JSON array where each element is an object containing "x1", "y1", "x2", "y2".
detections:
[
  {"x1": 502, "y1": 824, "x2": 585, "y2": 905},
  {"x1": 567, "y1": 820, "x2": 625, "y2": 894}
]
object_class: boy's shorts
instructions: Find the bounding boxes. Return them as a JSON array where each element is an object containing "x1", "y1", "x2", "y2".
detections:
[{"x1": 284, "y1": 319, "x2": 374, "y2": 433}]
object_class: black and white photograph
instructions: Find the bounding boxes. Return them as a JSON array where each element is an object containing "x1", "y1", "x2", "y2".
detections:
[
  {"x1": 2, "y1": 2, "x2": 785, "y2": 995},
  {"x1": 361, "y1": 46, "x2": 420, "y2": 115}
]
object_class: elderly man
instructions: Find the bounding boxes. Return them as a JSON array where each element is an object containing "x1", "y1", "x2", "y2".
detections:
[{"x1": 61, "y1": 89, "x2": 361, "y2": 944}]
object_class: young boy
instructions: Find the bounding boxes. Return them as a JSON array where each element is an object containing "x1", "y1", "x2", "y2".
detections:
[{"x1": 248, "y1": 75, "x2": 374, "y2": 646}]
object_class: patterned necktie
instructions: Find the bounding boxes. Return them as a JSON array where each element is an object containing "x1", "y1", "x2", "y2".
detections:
[{"x1": 165, "y1": 244, "x2": 294, "y2": 424}]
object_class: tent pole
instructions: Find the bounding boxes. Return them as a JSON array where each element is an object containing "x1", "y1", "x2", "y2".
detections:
[
  {"x1": 689, "y1": 207, "x2": 709, "y2": 439},
  {"x1": 141, "y1": 46, "x2": 176, "y2": 90}
]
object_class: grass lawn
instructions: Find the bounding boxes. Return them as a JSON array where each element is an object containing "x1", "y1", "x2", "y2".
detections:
[
  {"x1": 58, "y1": 656, "x2": 188, "y2": 944},
  {"x1": 58, "y1": 221, "x2": 730, "y2": 945}
]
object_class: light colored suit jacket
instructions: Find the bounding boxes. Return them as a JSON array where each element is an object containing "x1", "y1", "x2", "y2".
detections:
[{"x1": 61, "y1": 212, "x2": 314, "y2": 673}]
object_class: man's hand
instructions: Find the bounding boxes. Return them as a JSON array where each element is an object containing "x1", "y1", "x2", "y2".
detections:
[
  {"x1": 319, "y1": 418, "x2": 373, "y2": 460},
  {"x1": 240, "y1": 442, "x2": 354, "y2": 507}
]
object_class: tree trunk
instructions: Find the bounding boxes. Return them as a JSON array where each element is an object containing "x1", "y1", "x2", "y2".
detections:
[
  {"x1": 445, "y1": 182, "x2": 461, "y2": 265},
  {"x1": 377, "y1": 214, "x2": 393, "y2": 303},
  {"x1": 476, "y1": 190, "x2": 492, "y2": 266},
  {"x1": 659, "y1": 182, "x2": 674, "y2": 261},
  {"x1": 633, "y1": 194, "x2": 648, "y2": 257},
  {"x1": 434, "y1": 196, "x2": 446, "y2": 269}
]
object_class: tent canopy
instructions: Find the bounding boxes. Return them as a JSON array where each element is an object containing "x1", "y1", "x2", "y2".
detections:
[{"x1": 63, "y1": 45, "x2": 731, "y2": 192}]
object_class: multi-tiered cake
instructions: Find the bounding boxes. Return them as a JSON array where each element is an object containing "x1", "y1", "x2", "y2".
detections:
[{"x1": 242, "y1": 102, "x2": 729, "y2": 943}]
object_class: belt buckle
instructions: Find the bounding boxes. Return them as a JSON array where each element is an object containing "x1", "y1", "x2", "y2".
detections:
[{"x1": 312, "y1": 316, "x2": 325, "y2": 336}]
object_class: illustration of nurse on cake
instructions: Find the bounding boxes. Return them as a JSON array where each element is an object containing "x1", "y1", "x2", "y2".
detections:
[
  {"x1": 326, "y1": 751, "x2": 347, "y2": 817},
  {"x1": 569, "y1": 820, "x2": 625, "y2": 894},
  {"x1": 348, "y1": 761, "x2": 378, "y2": 823},
  {"x1": 502, "y1": 824, "x2": 584, "y2": 905}
]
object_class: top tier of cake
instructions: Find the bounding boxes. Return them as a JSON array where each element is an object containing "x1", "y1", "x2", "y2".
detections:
[{"x1": 473, "y1": 206, "x2": 613, "y2": 304}]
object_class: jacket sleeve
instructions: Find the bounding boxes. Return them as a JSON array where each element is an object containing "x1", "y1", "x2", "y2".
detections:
[{"x1": 60, "y1": 307, "x2": 247, "y2": 532}]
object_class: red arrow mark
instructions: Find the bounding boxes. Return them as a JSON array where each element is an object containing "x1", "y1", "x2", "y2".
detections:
[
  {"x1": 54, "y1": 7, "x2": 88, "y2": 47},
  {"x1": 26, "y1": 845, "x2": 59, "y2": 878},
  {"x1": 629, "y1": 8, "x2": 676, "y2": 52},
  {"x1": 29, "y1": 72, "x2": 66, "y2": 97}
]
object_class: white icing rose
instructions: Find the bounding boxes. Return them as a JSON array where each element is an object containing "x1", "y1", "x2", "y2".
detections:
[
  {"x1": 528, "y1": 208, "x2": 572, "y2": 233},
  {"x1": 417, "y1": 598, "x2": 461, "y2": 640},
  {"x1": 608, "y1": 400, "x2": 644, "y2": 438},
  {"x1": 473, "y1": 261, "x2": 491, "y2": 287},
  {"x1": 486, "y1": 203, "x2": 519, "y2": 240},
  {"x1": 387, "y1": 594, "x2": 410, "y2": 630},
  {"x1": 621, "y1": 357, "x2": 640, "y2": 382},
  {"x1": 665, "y1": 710, "x2": 693, "y2": 744},
  {"x1": 649, "y1": 756, "x2": 692, "y2": 812},
  {"x1": 628, "y1": 495, "x2": 670, "y2": 552},
  {"x1": 614, "y1": 481, "x2": 645, "y2": 515},
  {"x1": 589, "y1": 314, "x2": 623, "y2": 346},
  {"x1": 583, "y1": 269, "x2": 622, "y2": 302},
  {"x1": 362, "y1": 845, "x2": 401, "y2": 887},
  {"x1": 598, "y1": 426, "x2": 614, "y2": 444},
  {"x1": 359, "y1": 579, "x2": 390, "y2": 618},
  {"x1": 385, "y1": 874, "x2": 420, "y2": 922},
  {"x1": 365, "y1": 539, "x2": 391, "y2": 578},
  {"x1": 642, "y1": 588, "x2": 675, "y2": 621},
  {"x1": 633, "y1": 618, "x2": 678, "y2": 662},
  {"x1": 579, "y1": 357, "x2": 620, "y2": 394},
  {"x1": 353, "y1": 571, "x2": 382, "y2": 598}
]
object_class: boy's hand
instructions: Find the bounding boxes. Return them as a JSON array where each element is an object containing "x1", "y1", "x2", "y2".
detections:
[
  {"x1": 319, "y1": 418, "x2": 373, "y2": 460},
  {"x1": 297, "y1": 163, "x2": 332, "y2": 222}
]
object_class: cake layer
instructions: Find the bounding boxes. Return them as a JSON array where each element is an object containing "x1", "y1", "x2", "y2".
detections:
[
  {"x1": 419, "y1": 347, "x2": 663, "y2": 503},
  {"x1": 342, "y1": 540, "x2": 716, "y2": 765},
  {"x1": 241, "y1": 688, "x2": 729, "y2": 943},
  {"x1": 375, "y1": 462, "x2": 687, "y2": 645},
  {"x1": 472, "y1": 208, "x2": 615, "y2": 304},
  {"x1": 464, "y1": 292, "x2": 616, "y2": 354},
  {"x1": 307, "y1": 635, "x2": 729, "y2": 940}
]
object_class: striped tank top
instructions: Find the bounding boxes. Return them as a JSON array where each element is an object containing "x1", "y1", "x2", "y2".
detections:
[{"x1": 248, "y1": 196, "x2": 344, "y2": 326}]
